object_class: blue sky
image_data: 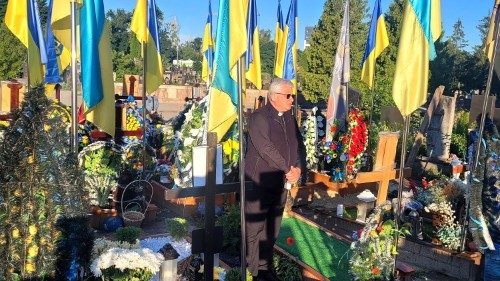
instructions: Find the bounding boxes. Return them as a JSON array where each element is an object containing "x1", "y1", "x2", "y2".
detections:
[{"x1": 105, "y1": 0, "x2": 493, "y2": 51}]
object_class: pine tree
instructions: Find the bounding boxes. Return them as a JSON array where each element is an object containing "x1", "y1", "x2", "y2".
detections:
[
  {"x1": 0, "y1": 86, "x2": 88, "y2": 279},
  {"x1": 301, "y1": 0, "x2": 368, "y2": 103}
]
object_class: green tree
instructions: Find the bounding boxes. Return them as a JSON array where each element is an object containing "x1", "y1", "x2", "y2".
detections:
[
  {"x1": 260, "y1": 29, "x2": 275, "y2": 76},
  {"x1": 0, "y1": 23, "x2": 26, "y2": 80},
  {"x1": 112, "y1": 51, "x2": 142, "y2": 81},
  {"x1": 106, "y1": 9, "x2": 133, "y2": 54},
  {"x1": 301, "y1": 0, "x2": 368, "y2": 103}
]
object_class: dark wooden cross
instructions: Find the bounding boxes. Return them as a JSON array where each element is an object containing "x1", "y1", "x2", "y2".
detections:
[
  {"x1": 7, "y1": 80, "x2": 22, "y2": 109},
  {"x1": 154, "y1": 132, "x2": 251, "y2": 280}
]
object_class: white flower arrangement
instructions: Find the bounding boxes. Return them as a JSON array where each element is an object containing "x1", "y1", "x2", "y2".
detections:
[
  {"x1": 172, "y1": 98, "x2": 208, "y2": 188},
  {"x1": 301, "y1": 109, "x2": 319, "y2": 170},
  {"x1": 92, "y1": 238, "x2": 140, "y2": 260},
  {"x1": 90, "y1": 247, "x2": 164, "y2": 277}
]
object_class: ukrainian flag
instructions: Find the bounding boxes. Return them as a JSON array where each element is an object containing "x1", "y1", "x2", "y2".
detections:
[
  {"x1": 131, "y1": 0, "x2": 164, "y2": 94},
  {"x1": 485, "y1": 0, "x2": 500, "y2": 77},
  {"x1": 202, "y1": 0, "x2": 214, "y2": 83},
  {"x1": 273, "y1": 0, "x2": 284, "y2": 75},
  {"x1": 245, "y1": 0, "x2": 262, "y2": 89},
  {"x1": 80, "y1": 0, "x2": 115, "y2": 136},
  {"x1": 208, "y1": 0, "x2": 247, "y2": 142},
  {"x1": 392, "y1": 0, "x2": 441, "y2": 117},
  {"x1": 4, "y1": 0, "x2": 47, "y2": 86},
  {"x1": 45, "y1": 0, "x2": 62, "y2": 85},
  {"x1": 360, "y1": 0, "x2": 389, "y2": 90},
  {"x1": 50, "y1": 0, "x2": 79, "y2": 76},
  {"x1": 275, "y1": 0, "x2": 298, "y2": 92}
]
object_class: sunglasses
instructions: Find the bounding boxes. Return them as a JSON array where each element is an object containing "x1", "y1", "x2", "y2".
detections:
[{"x1": 275, "y1": 93, "x2": 293, "y2": 99}]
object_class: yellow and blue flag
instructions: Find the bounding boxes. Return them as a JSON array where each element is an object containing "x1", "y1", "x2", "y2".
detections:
[
  {"x1": 392, "y1": 0, "x2": 442, "y2": 117},
  {"x1": 360, "y1": 0, "x2": 389, "y2": 90},
  {"x1": 80, "y1": 0, "x2": 115, "y2": 136},
  {"x1": 273, "y1": 0, "x2": 284, "y2": 74},
  {"x1": 45, "y1": 0, "x2": 62, "y2": 85},
  {"x1": 131, "y1": 0, "x2": 164, "y2": 94},
  {"x1": 5, "y1": 0, "x2": 47, "y2": 86},
  {"x1": 50, "y1": 0, "x2": 79, "y2": 75},
  {"x1": 245, "y1": 0, "x2": 262, "y2": 89},
  {"x1": 275, "y1": 0, "x2": 298, "y2": 92},
  {"x1": 208, "y1": 0, "x2": 247, "y2": 142},
  {"x1": 202, "y1": 0, "x2": 214, "y2": 83},
  {"x1": 485, "y1": 0, "x2": 500, "y2": 78}
]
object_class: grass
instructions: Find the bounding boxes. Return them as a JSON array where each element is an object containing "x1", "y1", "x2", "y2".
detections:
[{"x1": 276, "y1": 217, "x2": 351, "y2": 280}]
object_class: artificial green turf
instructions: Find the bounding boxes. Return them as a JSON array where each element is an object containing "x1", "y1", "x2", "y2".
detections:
[{"x1": 276, "y1": 217, "x2": 351, "y2": 280}]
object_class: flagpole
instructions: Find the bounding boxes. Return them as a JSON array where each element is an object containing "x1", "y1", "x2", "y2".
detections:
[
  {"x1": 70, "y1": 0, "x2": 78, "y2": 154},
  {"x1": 202, "y1": 72, "x2": 211, "y2": 146},
  {"x1": 393, "y1": 115, "x2": 410, "y2": 277},
  {"x1": 367, "y1": 68, "x2": 377, "y2": 156},
  {"x1": 141, "y1": 41, "x2": 148, "y2": 179},
  {"x1": 459, "y1": 3, "x2": 500, "y2": 252},
  {"x1": 237, "y1": 57, "x2": 247, "y2": 281}
]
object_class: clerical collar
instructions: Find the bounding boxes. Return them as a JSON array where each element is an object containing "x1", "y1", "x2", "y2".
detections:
[{"x1": 278, "y1": 112, "x2": 283, "y2": 116}]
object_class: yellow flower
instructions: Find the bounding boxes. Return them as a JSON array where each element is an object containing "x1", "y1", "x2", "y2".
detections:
[
  {"x1": 25, "y1": 262, "x2": 35, "y2": 273},
  {"x1": 82, "y1": 136, "x2": 89, "y2": 145},
  {"x1": 44, "y1": 124, "x2": 50, "y2": 132},
  {"x1": 156, "y1": 124, "x2": 161, "y2": 128},
  {"x1": 40, "y1": 237, "x2": 48, "y2": 246},
  {"x1": 28, "y1": 245, "x2": 39, "y2": 258},
  {"x1": 223, "y1": 141, "x2": 232, "y2": 155},
  {"x1": 13, "y1": 189, "x2": 22, "y2": 197},
  {"x1": 12, "y1": 228, "x2": 20, "y2": 239},
  {"x1": 29, "y1": 225, "x2": 38, "y2": 236},
  {"x1": 25, "y1": 236, "x2": 33, "y2": 244},
  {"x1": 27, "y1": 156, "x2": 34, "y2": 164},
  {"x1": 369, "y1": 230, "x2": 378, "y2": 238}
]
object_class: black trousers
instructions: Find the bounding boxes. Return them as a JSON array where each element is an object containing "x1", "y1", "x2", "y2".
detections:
[{"x1": 245, "y1": 186, "x2": 287, "y2": 276}]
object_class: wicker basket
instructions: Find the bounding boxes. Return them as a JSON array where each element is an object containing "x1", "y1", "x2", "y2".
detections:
[
  {"x1": 122, "y1": 210, "x2": 145, "y2": 227},
  {"x1": 120, "y1": 180, "x2": 153, "y2": 228}
]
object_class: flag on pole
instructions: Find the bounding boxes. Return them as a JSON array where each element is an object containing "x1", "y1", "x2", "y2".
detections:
[
  {"x1": 202, "y1": 0, "x2": 214, "y2": 83},
  {"x1": 273, "y1": 0, "x2": 284, "y2": 75},
  {"x1": 80, "y1": 0, "x2": 115, "y2": 136},
  {"x1": 45, "y1": 0, "x2": 62, "y2": 85},
  {"x1": 392, "y1": 0, "x2": 442, "y2": 117},
  {"x1": 360, "y1": 0, "x2": 389, "y2": 89},
  {"x1": 50, "y1": 0, "x2": 79, "y2": 75},
  {"x1": 245, "y1": 0, "x2": 262, "y2": 89},
  {"x1": 326, "y1": 0, "x2": 350, "y2": 140},
  {"x1": 484, "y1": 0, "x2": 500, "y2": 77},
  {"x1": 131, "y1": 0, "x2": 164, "y2": 94},
  {"x1": 275, "y1": 0, "x2": 298, "y2": 93},
  {"x1": 5, "y1": 0, "x2": 47, "y2": 86},
  {"x1": 208, "y1": 0, "x2": 247, "y2": 142}
]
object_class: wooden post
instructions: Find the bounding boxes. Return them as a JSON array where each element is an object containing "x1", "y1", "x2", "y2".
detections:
[
  {"x1": 7, "y1": 81, "x2": 22, "y2": 109},
  {"x1": 55, "y1": 84, "x2": 61, "y2": 101},
  {"x1": 204, "y1": 132, "x2": 217, "y2": 281},
  {"x1": 129, "y1": 75, "x2": 136, "y2": 96}
]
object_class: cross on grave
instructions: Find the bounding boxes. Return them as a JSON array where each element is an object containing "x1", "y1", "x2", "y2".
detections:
[
  {"x1": 309, "y1": 132, "x2": 412, "y2": 205},
  {"x1": 154, "y1": 132, "x2": 252, "y2": 280}
]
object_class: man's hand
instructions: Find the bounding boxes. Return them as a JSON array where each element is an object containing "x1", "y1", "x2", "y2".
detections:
[{"x1": 285, "y1": 166, "x2": 301, "y2": 183}]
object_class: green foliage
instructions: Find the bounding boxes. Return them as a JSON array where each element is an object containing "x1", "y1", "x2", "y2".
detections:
[
  {"x1": 216, "y1": 204, "x2": 241, "y2": 256},
  {"x1": 0, "y1": 86, "x2": 88, "y2": 279},
  {"x1": 115, "y1": 226, "x2": 143, "y2": 244},
  {"x1": 101, "y1": 267, "x2": 153, "y2": 281},
  {"x1": 106, "y1": 9, "x2": 133, "y2": 54},
  {"x1": 165, "y1": 217, "x2": 188, "y2": 241},
  {"x1": 0, "y1": 23, "x2": 26, "y2": 80},
  {"x1": 260, "y1": 29, "x2": 276, "y2": 76},
  {"x1": 273, "y1": 253, "x2": 302, "y2": 281},
  {"x1": 112, "y1": 51, "x2": 142, "y2": 81},
  {"x1": 302, "y1": 0, "x2": 369, "y2": 103},
  {"x1": 224, "y1": 268, "x2": 253, "y2": 281},
  {"x1": 450, "y1": 110, "x2": 471, "y2": 158}
]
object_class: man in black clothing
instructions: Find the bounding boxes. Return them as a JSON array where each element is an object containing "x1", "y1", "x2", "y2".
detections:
[{"x1": 244, "y1": 78, "x2": 304, "y2": 280}]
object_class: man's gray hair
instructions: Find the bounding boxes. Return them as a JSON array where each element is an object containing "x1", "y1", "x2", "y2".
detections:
[{"x1": 268, "y1": 78, "x2": 293, "y2": 97}]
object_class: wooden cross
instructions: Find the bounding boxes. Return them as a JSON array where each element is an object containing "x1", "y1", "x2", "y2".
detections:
[
  {"x1": 152, "y1": 132, "x2": 252, "y2": 280},
  {"x1": 309, "y1": 131, "x2": 411, "y2": 205}
]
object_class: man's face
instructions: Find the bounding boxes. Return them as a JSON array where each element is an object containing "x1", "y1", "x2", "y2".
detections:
[{"x1": 271, "y1": 85, "x2": 294, "y2": 112}]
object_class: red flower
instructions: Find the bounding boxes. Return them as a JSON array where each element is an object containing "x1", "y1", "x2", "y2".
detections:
[
  {"x1": 422, "y1": 177, "x2": 428, "y2": 189},
  {"x1": 286, "y1": 237, "x2": 295, "y2": 246},
  {"x1": 331, "y1": 126, "x2": 337, "y2": 133},
  {"x1": 372, "y1": 267, "x2": 381, "y2": 275}
]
